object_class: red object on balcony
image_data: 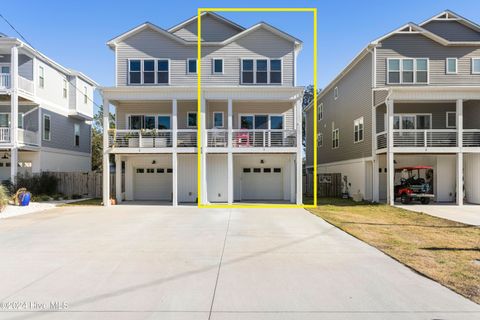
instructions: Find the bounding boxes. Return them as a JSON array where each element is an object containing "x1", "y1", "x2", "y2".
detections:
[{"x1": 235, "y1": 131, "x2": 250, "y2": 147}]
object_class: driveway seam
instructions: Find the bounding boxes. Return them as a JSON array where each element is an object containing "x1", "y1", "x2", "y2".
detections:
[{"x1": 208, "y1": 209, "x2": 232, "y2": 320}]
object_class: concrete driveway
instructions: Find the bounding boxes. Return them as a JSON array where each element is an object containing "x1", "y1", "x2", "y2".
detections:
[
  {"x1": 397, "y1": 204, "x2": 480, "y2": 226},
  {"x1": 0, "y1": 206, "x2": 478, "y2": 320}
]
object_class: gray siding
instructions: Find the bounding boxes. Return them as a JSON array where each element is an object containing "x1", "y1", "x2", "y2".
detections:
[
  {"x1": 464, "y1": 100, "x2": 480, "y2": 129},
  {"x1": 314, "y1": 53, "x2": 373, "y2": 164},
  {"x1": 305, "y1": 106, "x2": 314, "y2": 167},
  {"x1": 376, "y1": 33, "x2": 480, "y2": 87},
  {"x1": 172, "y1": 14, "x2": 241, "y2": 42},
  {"x1": 0, "y1": 54, "x2": 33, "y2": 80},
  {"x1": 422, "y1": 21, "x2": 480, "y2": 42},
  {"x1": 41, "y1": 109, "x2": 91, "y2": 154},
  {"x1": 373, "y1": 90, "x2": 388, "y2": 106},
  {"x1": 116, "y1": 27, "x2": 295, "y2": 87}
]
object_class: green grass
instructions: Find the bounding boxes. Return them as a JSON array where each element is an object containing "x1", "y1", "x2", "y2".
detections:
[
  {"x1": 60, "y1": 198, "x2": 102, "y2": 206},
  {"x1": 308, "y1": 198, "x2": 480, "y2": 304}
]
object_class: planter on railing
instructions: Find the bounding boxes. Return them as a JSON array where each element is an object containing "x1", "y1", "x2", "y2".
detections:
[{"x1": 108, "y1": 129, "x2": 172, "y2": 148}]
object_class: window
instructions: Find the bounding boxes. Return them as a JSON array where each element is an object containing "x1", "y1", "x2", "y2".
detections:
[
  {"x1": 243, "y1": 168, "x2": 251, "y2": 173},
  {"x1": 446, "y1": 58, "x2": 457, "y2": 74},
  {"x1": 334, "y1": 87, "x2": 339, "y2": 100},
  {"x1": 187, "y1": 112, "x2": 197, "y2": 128},
  {"x1": 18, "y1": 113, "x2": 24, "y2": 129},
  {"x1": 241, "y1": 59, "x2": 254, "y2": 84},
  {"x1": 74, "y1": 123, "x2": 80, "y2": 147},
  {"x1": 213, "y1": 112, "x2": 224, "y2": 128},
  {"x1": 43, "y1": 114, "x2": 51, "y2": 141},
  {"x1": 129, "y1": 60, "x2": 141, "y2": 84},
  {"x1": 129, "y1": 115, "x2": 143, "y2": 129},
  {"x1": 187, "y1": 59, "x2": 197, "y2": 74},
  {"x1": 270, "y1": 59, "x2": 282, "y2": 83},
  {"x1": 63, "y1": 79, "x2": 68, "y2": 98},
  {"x1": 83, "y1": 86, "x2": 88, "y2": 104},
  {"x1": 213, "y1": 58, "x2": 223, "y2": 74},
  {"x1": 263, "y1": 168, "x2": 271, "y2": 173},
  {"x1": 253, "y1": 168, "x2": 261, "y2": 173},
  {"x1": 317, "y1": 133, "x2": 323, "y2": 147},
  {"x1": 157, "y1": 168, "x2": 164, "y2": 173},
  {"x1": 143, "y1": 60, "x2": 155, "y2": 83},
  {"x1": 256, "y1": 59, "x2": 268, "y2": 84},
  {"x1": 354, "y1": 117, "x2": 364, "y2": 143},
  {"x1": 387, "y1": 114, "x2": 432, "y2": 130},
  {"x1": 273, "y1": 168, "x2": 281, "y2": 173},
  {"x1": 144, "y1": 115, "x2": 155, "y2": 129},
  {"x1": 127, "y1": 114, "x2": 171, "y2": 130},
  {"x1": 157, "y1": 115, "x2": 171, "y2": 129},
  {"x1": 39, "y1": 66, "x2": 45, "y2": 88},
  {"x1": 332, "y1": 128, "x2": 339, "y2": 149},
  {"x1": 472, "y1": 58, "x2": 480, "y2": 74},
  {"x1": 446, "y1": 112, "x2": 456, "y2": 128},
  {"x1": 157, "y1": 60, "x2": 169, "y2": 84},
  {"x1": 318, "y1": 103, "x2": 323, "y2": 121},
  {"x1": 387, "y1": 58, "x2": 428, "y2": 84},
  {"x1": 167, "y1": 168, "x2": 173, "y2": 173},
  {"x1": 136, "y1": 168, "x2": 144, "y2": 173}
]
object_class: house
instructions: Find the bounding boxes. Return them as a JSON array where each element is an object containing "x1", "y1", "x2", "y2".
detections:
[
  {"x1": 101, "y1": 12, "x2": 304, "y2": 205},
  {"x1": 0, "y1": 34, "x2": 97, "y2": 182},
  {"x1": 305, "y1": 10, "x2": 480, "y2": 206}
]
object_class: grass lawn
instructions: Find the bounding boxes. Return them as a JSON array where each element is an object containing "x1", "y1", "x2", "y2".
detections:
[
  {"x1": 60, "y1": 198, "x2": 102, "y2": 206},
  {"x1": 308, "y1": 198, "x2": 480, "y2": 304}
]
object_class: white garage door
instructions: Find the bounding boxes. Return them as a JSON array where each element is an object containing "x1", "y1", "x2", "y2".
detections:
[
  {"x1": 241, "y1": 167, "x2": 283, "y2": 200},
  {"x1": 134, "y1": 167, "x2": 172, "y2": 201}
]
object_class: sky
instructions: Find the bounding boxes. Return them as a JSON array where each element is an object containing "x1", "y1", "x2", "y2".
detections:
[{"x1": 1, "y1": 0, "x2": 480, "y2": 110}]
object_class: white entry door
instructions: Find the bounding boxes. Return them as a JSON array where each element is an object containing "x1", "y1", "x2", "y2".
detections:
[
  {"x1": 134, "y1": 167, "x2": 172, "y2": 201},
  {"x1": 241, "y1": 167, "x2": 283, "y2": 200}
]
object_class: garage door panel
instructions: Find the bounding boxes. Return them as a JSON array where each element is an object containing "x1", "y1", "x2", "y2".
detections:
[
  {"x1": 134, "y1": 167, "x2": 172, "y2": 201},
  {"x1": 241, "y1": 168, "x2": 283, "y2": 200}
]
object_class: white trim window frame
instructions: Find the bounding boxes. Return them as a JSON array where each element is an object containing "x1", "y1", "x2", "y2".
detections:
[
  {"x1": 446, "y1": 111, "x2": 456, "y2": 128},
  {"x1": 43, "y1": 114, "x2": 51, "y2": 141},
  {"x1": 446, "y1": 57, "x2": 458, "y2": 74},
  {"x1": 128, "y1": 59, "x2": 170, "y2": 85},
  {"x1": 240, "y1": 58, "x2": 282, "y2": 85},
  {"x1": 387, "y1": 58, "x2": 429, "y2": 84},
  {"x1": 317, "y1": 132, "x2": 323, "y2": 147},
  {"x1": 38, "y1": 65, "x2": 45, "y2": 88},
  {"x1": 213, "y1": 111, "x2": 224, "y2": 128},
  {"x1": 472, "y1": 57, "x2": 480, "y2": 74},
  {"x1": 63, "y1": 79, "x2": 68, "y2": 98},
  {"x1": 384, "y1": 113, "x2": 432, "y2": 130},
  {"x1": 187, "y1": 58, "x2": 197, "y2": 74},
  {"x1": 83, "y1": 86, "x2": 88, "y2": 104},
  {"x1": 187, "y1": 111, "x2": 197, "y2": 128},
  {"x1": 270, "y1": 58, "x2": 282, "y2": 84},
  {"x1": 318, "y1": 102, "x2": 323, "y2": 121},
  {"x1": 74, "y1": 123, "x2": 80, "y2": 147},
  {"x1": 212, "y1": 58, "x2": 224, "y2": 75},
  {"x1": 334, "y1": 86, "x2": 339, "y2": 100},
  {"x1": 353, "y1": 117, "x2": 364, "y2": 143},
  {"x1": 18, "y1": 112, "x2": 24, "y2": 129},
  {"x1": 332, "y1": 128, "x2": 339, "y2": 149}
]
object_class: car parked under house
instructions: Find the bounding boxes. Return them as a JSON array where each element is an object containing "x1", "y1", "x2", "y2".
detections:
[
  {"x1": 101, "y1": 12, "x2": 304, "y2": 205},
  {"x1": 305, "y1": 10, "x2": 480, "y2": 206}
]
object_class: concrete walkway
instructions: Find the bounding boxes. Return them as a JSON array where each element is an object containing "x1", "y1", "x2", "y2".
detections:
[
  {"x1": 397, "y1": 204, "x2": 480, "y2": 226},
  {"x1": 0, "y1": 206, "x2": 478, "y2": 320}
]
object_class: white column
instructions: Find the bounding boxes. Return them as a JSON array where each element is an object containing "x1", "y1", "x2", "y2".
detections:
[
  {"x1": 10, "y1": 45, "x2": 19, "y2": 183},
  {"x1": 456, "y1": 99, "x2": 463, "y2": 205},
  {"x1": 200, "y1": 97, "x2": 208, "y2": 204},
  {"x1": 115, "y1": 154, "x2": 122, "y2": 203},
  {"x1": 372, "y1": 156, "x2": 380, "y2": 202},
  {"x1": 227, "y1": 99, "x2": 233, "y2": 204},
  {"x1": 102, "y1": 97, "x2": 110, "y2": 206},
  {"x1": 386, "y1": 99, "x2": 395, "y2": 205},
  {"x1": 295, "y1": 99, "x2": 302, "y2": 204},
  {"x1": 172, "y1": 99, "x2": 178, "y2": 206},
  {"x1": 290, "y1": 154, "x2": 296, "y2": 203}
]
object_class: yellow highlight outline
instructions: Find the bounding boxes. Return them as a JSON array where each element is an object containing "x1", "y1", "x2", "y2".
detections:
[{"x1": 197, "y1": 7, "x2": 317, "y2": 209}]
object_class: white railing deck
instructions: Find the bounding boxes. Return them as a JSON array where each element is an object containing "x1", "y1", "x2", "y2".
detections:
[
  {"x1": 376, "y1": 129, "x2": 480, "y2": 149},
  {"x1": 0, "y1": 74, "x2": 33, "y2": 94},
  {"x1": 231, "y1": 129, "x2": 297, "y2": 148},
  {"x1": 0, "y1": 128, "x2": 39, "y2": 146},
  {"x1": 177, "y1": 129, "x2": 197, "y2": 147},
  {"x1": 109, "y1": 129, "x2": 173, "y2": 148},
  {"x1": 0, "y1": 73, "x2": 10, "y2": 89},
  {"x1": 463, "y1": 129, "x2": 480, "y2": 147}
]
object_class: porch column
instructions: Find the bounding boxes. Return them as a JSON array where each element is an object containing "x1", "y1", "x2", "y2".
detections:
[
  {"x1": 372, "y1": 156, "x2": 380, "y2": 202},
  {"x1": 102, "y1": 97, "x2": 110, "y2": 206},
  {"x1": 10, "y1": 45, "x2": 19, "y2": 183},
  {"x1": 386, "y1": 99, "x2": 395, "y2": 205},
  {"x1": 227, "y1": 99, "x2": 233, "y2": 204},
  {"x1": 290, "y1": 154, "x2": 296, "y2": 203},
  {"x1": 172, "y1": 99, "x2": 178, "y2": 206},
  {"x1": 115, "y1": 154, "x2": 122, "y2": 204},
  {"x1": 456, "y1": 99, "x2": 463, "y2": 205},
  {"x1": 200, "y1": 97, "x2": 208, "y2": 204},
  {"x1": 295, "y1": 99, "x2": 302, "y2": 204}
]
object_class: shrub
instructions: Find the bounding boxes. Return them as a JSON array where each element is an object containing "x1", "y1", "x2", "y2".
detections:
[
  {"x1": 71, "y1": 194, "x2": 82, "y2": 200},
  {"x1": 15, "y1": 173, "x2": 58, "y2": 196},
  {"x1": 0, "y1": 185, "x2": 9, "y2": 211}
]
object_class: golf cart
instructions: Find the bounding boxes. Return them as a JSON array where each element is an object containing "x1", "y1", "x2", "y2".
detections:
[{"x1": 394, "y1": 166, "x2": 434, "y2": 204}]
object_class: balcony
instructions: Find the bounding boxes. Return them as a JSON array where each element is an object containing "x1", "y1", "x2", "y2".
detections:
[
  {"x1": 108, "y1": 129, "x2": 197, "y2": 149},
  {"x1": 206, "y1": 129, "x2": 297, "y2": 148},
  {"x1": 0, "y1": 73, "x2": 34, "y2": 94},
  {"x1": 376, "y1": 129, "x2": 480, "y2": 150},
  {"x1": 0, "y1": 127, "x2": 39, "y2": 146}
]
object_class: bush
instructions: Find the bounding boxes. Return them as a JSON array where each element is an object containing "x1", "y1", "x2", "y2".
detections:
[
  {"x1": 0, "y1": 185, "x2": 9, "y2": 210},
  {"x1": 71, "y1": 194, "x2": 82, "y2": 200},
  {"x1": 32, "y1": 194, "x2": 51, "y2": 202},
  {"x1": 15, "y1": 173, "x2": 58, "y2": 196}
]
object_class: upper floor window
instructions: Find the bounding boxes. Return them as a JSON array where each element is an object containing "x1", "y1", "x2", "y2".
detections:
[
  {"x1": 446, "y1": 58, "x2": 457, "y2": 74},
  {"x1": 213, "y1": 112, "x2": 224, "y2": 128},
  {"x1": 187, "y1": 59, "x2": 197, "y2": 74},
  {"x1": 241, "y1": 59, "x2": 282, "y2": 84},
  {"x1": 74, "y1": 123, "x2": 80, "y2": 147},
  {"x1": 63, "y1": 79, "x2": 68, "y2": 98},
  {"x1": 387, "y1": 58, "x2": 428, "y2": 84},
  {"x1": 318, "y1": 103, "x2": 323, "y2": 121},
  {"x1": 83, "y1": 86, "x2": 88, "y2": 104},
  {"x1": 317, "y1": 133, "x2": 323, "y2": 147},
  {"x1": 213, "y1": 59, "x2": 223, "y2": 74},
  {"x1": 334, "y1": 87, "x2": 339, "y2": 100},
  {"x1": 187, "y1": 112, "x2": 197, "y2": 128},
  {"x1": 129, "y1": 59, "x2": 169, "y2": 85},
  {"x1": 43, "y1": 114, "x2": 51, "y2": 141},
  {"x1": 332, "y1": 127, "x2": 339, "y2": 149},
  {"x1": 354, "y1": 117, "x2": 364, "y2": 143},
  {"x1": 39, "y1": 66, "x2": 45, "y2": 88},
  {"x1": 446, "y1": 112, "x2": 456, "y2": 128},
  {"x1": 127, "y1": 114, "x2": 171, "y2": 130},
  {"x1": 472, "y1": 58, "x2": 480, "y2": 74}
]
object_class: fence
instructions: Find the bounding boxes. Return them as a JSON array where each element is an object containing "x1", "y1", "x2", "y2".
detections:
[
  {"x1": 317, "y1": 173, "x2": 342, "y2": 198},
  {"x1": 46, "y1": 171, "x2": 123, "y2": 198}
]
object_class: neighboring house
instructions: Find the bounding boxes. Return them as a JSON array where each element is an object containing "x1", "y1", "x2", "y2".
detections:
[
  {"x1": 305, "y1": 10, "x2": 480, "y2": 206},
  {"x1": 0, "y1": 34, "x2": 97, "y2": 182},
  {"x1": 101, "y1": 12, "x2": 303, "y2": 205}
]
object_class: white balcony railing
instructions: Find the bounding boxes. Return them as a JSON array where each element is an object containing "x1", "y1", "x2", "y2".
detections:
[
  {"x1": 177, "y1": 129, "x2": 197, "y2": 147},
  {"x1": 377, "y1": 129, "x2": 459, "y2": 149},
  {"x1": 376, "y1": 131, "x2": 387, "y2": 149},
  {"x1": 18, "y1": 76, "x2": 34, "y2": 93},
  {"x1": 0, "y1": 128, "x2": 39, "y2": 146},
  {"x1": 231, "y1": 129, "x2": 297, "y2": 148},
  {"x1": 0, "y1": 128, "x2": 10, "y2": 142},
  {"x1": 207, "y1": 129, "x2": 228, "y2": 147},
  {"x1": 0, "y1": 73, "x2": 10, "y2": 89},
  {"x1": 108, "y1": 129, "x2": 173, "y2": 148},
  {"x1": 463, "y1": 129, "x2": 480, "y2": 147}
]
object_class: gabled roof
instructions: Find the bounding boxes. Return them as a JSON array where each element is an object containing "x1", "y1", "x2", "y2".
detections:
[
  {"x1": 168, "y1": 12, "x2": 245, "y2": 33},
  {"x1": 419, "y1": 10, "x2": 480, "y2": 33},
  {"x1": 371, "y1": 22, "x2": 452, "y2": 46}
]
